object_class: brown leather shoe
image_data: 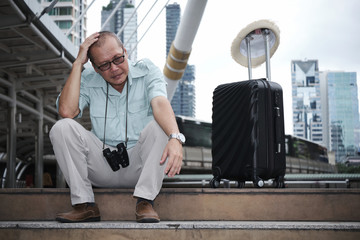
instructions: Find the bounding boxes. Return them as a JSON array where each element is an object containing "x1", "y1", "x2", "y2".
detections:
[
  {"x1": 135, "y1": 201, "x2": 160, "y2": 223},
  {"x1": 56, "y1": 203, "x2": 101, "y2": 223}
]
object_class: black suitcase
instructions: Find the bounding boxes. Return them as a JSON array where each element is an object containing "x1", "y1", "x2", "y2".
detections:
[{"x1": 210, "y1": 78, "x2": 286, "y2": 188}]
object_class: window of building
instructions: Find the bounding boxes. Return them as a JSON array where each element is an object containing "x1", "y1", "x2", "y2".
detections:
[
  {"x1": 312, "y1": 113, "x2": 320, "y2": 122},
  {"x1": 56, "y1": 20, "x2": 72, "y2": 29},
  {"x1": 296, "y1": 100, "x2": 304, "y2": 109},
  {"x1": 306, "y1": 76, "x2": 315, "y2": 86},
  {"x1": 310, "y1": 100, "x2": 316, "y2": 109},
  {"x1": 50, "y1": 7, "x2": 72, "y2": 16}
]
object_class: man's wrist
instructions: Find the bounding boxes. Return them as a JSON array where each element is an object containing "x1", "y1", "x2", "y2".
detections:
[
  {"x1": 73, "y1": 59, "x2": 84, "y2": 68},
  {"x1": 168, "y1": 133, "x2": 186, "y2": 144}
]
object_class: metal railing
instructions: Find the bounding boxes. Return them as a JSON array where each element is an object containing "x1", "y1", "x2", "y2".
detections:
[{"x1": 181, "y1": 147, "x2": 337, "y2": 174}]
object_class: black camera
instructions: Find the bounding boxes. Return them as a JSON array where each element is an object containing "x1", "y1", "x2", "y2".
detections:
[{"x1": 103, "y1": 143, "x2": 129, "y2": 171}]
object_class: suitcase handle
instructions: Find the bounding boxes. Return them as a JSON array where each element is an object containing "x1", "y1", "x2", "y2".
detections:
[
  {"x1": 274, "y1": 106, "x2": 282, "y2": 153},
  {"x1": 274, "y1": 90, "x2": 282, "y2": 153}
]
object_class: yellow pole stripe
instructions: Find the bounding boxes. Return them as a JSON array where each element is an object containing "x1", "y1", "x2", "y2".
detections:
[
  {"x1": 163, "y1": 42, "x2": 191, "y2": 80},
  {"x1": 169, "y1": 42, "x2": 191, "y2": 60},
  {"x1": 164, "y1": 65, "x2": 185, "y2": 80},
  {"x1": 166, "y1": 54, "x2": 188, "y2": 70}
]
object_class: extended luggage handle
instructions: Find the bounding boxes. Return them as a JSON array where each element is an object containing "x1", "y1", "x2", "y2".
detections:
[{"x1": 245, "y1": 28, "x2": 272, "y2": 81}]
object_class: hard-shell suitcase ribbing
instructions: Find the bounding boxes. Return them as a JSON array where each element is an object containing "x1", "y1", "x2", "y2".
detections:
[
  {"x1": 210, "y1": 78, "x2": 286, "y2": 188},
  {"x1": 211, "y1": 23, "x2": 285, "y2": 188}
]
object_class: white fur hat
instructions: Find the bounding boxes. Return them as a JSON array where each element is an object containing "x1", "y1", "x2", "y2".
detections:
[{"x1": 231, "y1": 19, "x2": 280, "y2": 68}]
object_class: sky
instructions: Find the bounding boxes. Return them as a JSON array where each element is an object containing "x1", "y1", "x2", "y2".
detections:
[{"x1": 87, "y1": 0, "x2": 360, "y2": 135}]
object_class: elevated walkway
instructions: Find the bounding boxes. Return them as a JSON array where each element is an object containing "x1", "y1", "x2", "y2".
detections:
[{"x1": 0, "y1": 187, "x2": 359, "y2": 239}]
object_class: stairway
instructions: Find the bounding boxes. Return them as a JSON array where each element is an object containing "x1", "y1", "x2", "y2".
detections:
[{"x1": 0, "y1": 187, "x2": 360, "y2": 239}]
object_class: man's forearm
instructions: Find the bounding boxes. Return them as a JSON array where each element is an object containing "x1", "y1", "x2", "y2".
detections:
[
  {"x1": 151, "y1": 96, "x2": 179, "y2": 136},
  {"x1": 58, "y1": 61, "x2": 83, "y2": 118}
]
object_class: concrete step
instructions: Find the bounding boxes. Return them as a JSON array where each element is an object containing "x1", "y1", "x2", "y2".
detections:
[
  {"x1": 0, "y1": 188, "x2": 360, "y2": 222},
  {"x1": 0, "y1": 221, "x2": 359, "y2": 240}
]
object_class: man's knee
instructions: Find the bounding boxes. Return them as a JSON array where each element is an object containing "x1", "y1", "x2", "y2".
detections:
[
  {"x1": 137, "y1": 120, "x2": 167, "y2": 149},
  {"x1": 144, "y1": 120, "x2": 166, "y2": 139},
  {"x1": 49, "y1": 118, "x2": 77, "y2": 141}
]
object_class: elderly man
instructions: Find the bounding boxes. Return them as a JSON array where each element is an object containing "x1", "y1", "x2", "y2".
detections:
[{"x1": 49, "y1": 31, "x2": 185, "y2": 223}]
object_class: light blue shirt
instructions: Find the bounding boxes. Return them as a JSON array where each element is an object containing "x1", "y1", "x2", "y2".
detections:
[{"x1": 57, "y1": 58, "x2": 167, "y2": 149}]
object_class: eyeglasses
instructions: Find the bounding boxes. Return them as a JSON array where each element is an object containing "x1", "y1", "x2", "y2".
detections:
[{"x1": 95, "y1": 52, "x2": 125, "y2": 71}]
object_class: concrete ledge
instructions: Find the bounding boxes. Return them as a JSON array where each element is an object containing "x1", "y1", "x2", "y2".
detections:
[
  {"x1": 0, "y1": 221, "x2": 359, "y2": 240},
  {"x1": 0, "y1": 188, "x2": 359, "y2": 221},
  {"x1": 1, "y1": 221, "x2": 360, "y2": 230}
]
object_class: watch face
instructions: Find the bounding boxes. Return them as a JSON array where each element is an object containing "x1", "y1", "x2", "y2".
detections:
[
  {"x1": 178, "y1": 133, "x2": 186, "y2": 143},
  {"x1": 169, "y1": 133, "x2": 185, "y2": 144}
]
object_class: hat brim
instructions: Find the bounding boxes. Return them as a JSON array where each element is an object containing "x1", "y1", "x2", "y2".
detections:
[{"x1": 231, "y1": 19, "x2": 280, "y2": 68}]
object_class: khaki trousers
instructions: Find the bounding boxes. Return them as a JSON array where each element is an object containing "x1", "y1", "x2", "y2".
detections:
[{"x1": 49, "y1": 118, "x2": 167, "y2": 205}]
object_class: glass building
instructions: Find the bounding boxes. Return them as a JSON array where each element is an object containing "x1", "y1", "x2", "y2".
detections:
[
  {"x1": 165, "y1": 3, "x2": 180, "y2": 55},
  {"x1": 101, "y1": 0, "x2": 137, "y2": 61},
  {"x1": 320, "y1": 71, "x2": 360, "y2": 162},
  {"x1": 40, "y1": 0, "x2": 87, "y2": 47},
  {"x1": 291, "y1": 60, "x2": 323, "y2": 145},
  {"x1": 166, "y1": 3, "x2": 196, "y2": 117},
  {"x1": 170, "y1": 65, "x2": 196, "y2": 117}
]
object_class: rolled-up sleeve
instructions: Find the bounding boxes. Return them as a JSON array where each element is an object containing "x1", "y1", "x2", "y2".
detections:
[{"x1": 143, "y1": 59, "x2": 167, "y2": 101}]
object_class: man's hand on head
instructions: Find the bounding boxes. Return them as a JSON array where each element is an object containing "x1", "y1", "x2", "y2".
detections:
[{"x1": 76, "y1": 32, "x2": 100, "y2": 66}]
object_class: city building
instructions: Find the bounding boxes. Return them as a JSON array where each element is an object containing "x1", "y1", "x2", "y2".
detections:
[
  {"x1": 166, "y1": 2, "x2": 196, "y2": 117},
  {"x1": 170, "y1": 65, "x2": 196, "y2": 117},
  {"x1": 101, "y1": 0, "x2": 137, "y2": 61},
  {"x1": 320, "y1": 71, "x2": 360, "y2": 162},
  {"x1": 165, "y1": 3, "x2": 180, "y2": 55},
  {"x1": 39, "y1": 0, "x2": 87, "y2": 47},
  {"x1": 291, "y1": 60, "x2": 323, "y2": 145}
]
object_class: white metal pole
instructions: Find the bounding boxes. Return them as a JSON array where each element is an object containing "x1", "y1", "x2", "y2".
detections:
[{"x1": 164, "y1": 0, "x2": 208, "y2": 101}]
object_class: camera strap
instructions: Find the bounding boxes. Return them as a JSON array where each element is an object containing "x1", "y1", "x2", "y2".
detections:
[{"x1": 102, "y1": 81, "x2": 128, "y2": 149}]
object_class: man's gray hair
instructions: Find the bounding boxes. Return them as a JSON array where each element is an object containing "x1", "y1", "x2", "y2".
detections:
[{"x1": 87, "y1": 31, "x2": 124, "y2": 63}]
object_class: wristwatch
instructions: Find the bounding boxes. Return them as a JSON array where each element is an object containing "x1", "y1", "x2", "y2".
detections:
[{"x1": 169, "y1": 133, "x2": 186, "y2": 144}]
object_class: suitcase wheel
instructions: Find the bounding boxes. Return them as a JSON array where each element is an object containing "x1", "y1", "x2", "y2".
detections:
[
  {"x1": 273, "y1": 176, "x2": 285, "y2": 188},
  {"x1": 253, "y1": 177, "x2": 264, "y2": 188},
  {"x1": 210, "y1": 178, "x2": 220, "y2": 188},
  {"x1": 237, "y1": 181, "x2": 245, "y2": 189}
]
